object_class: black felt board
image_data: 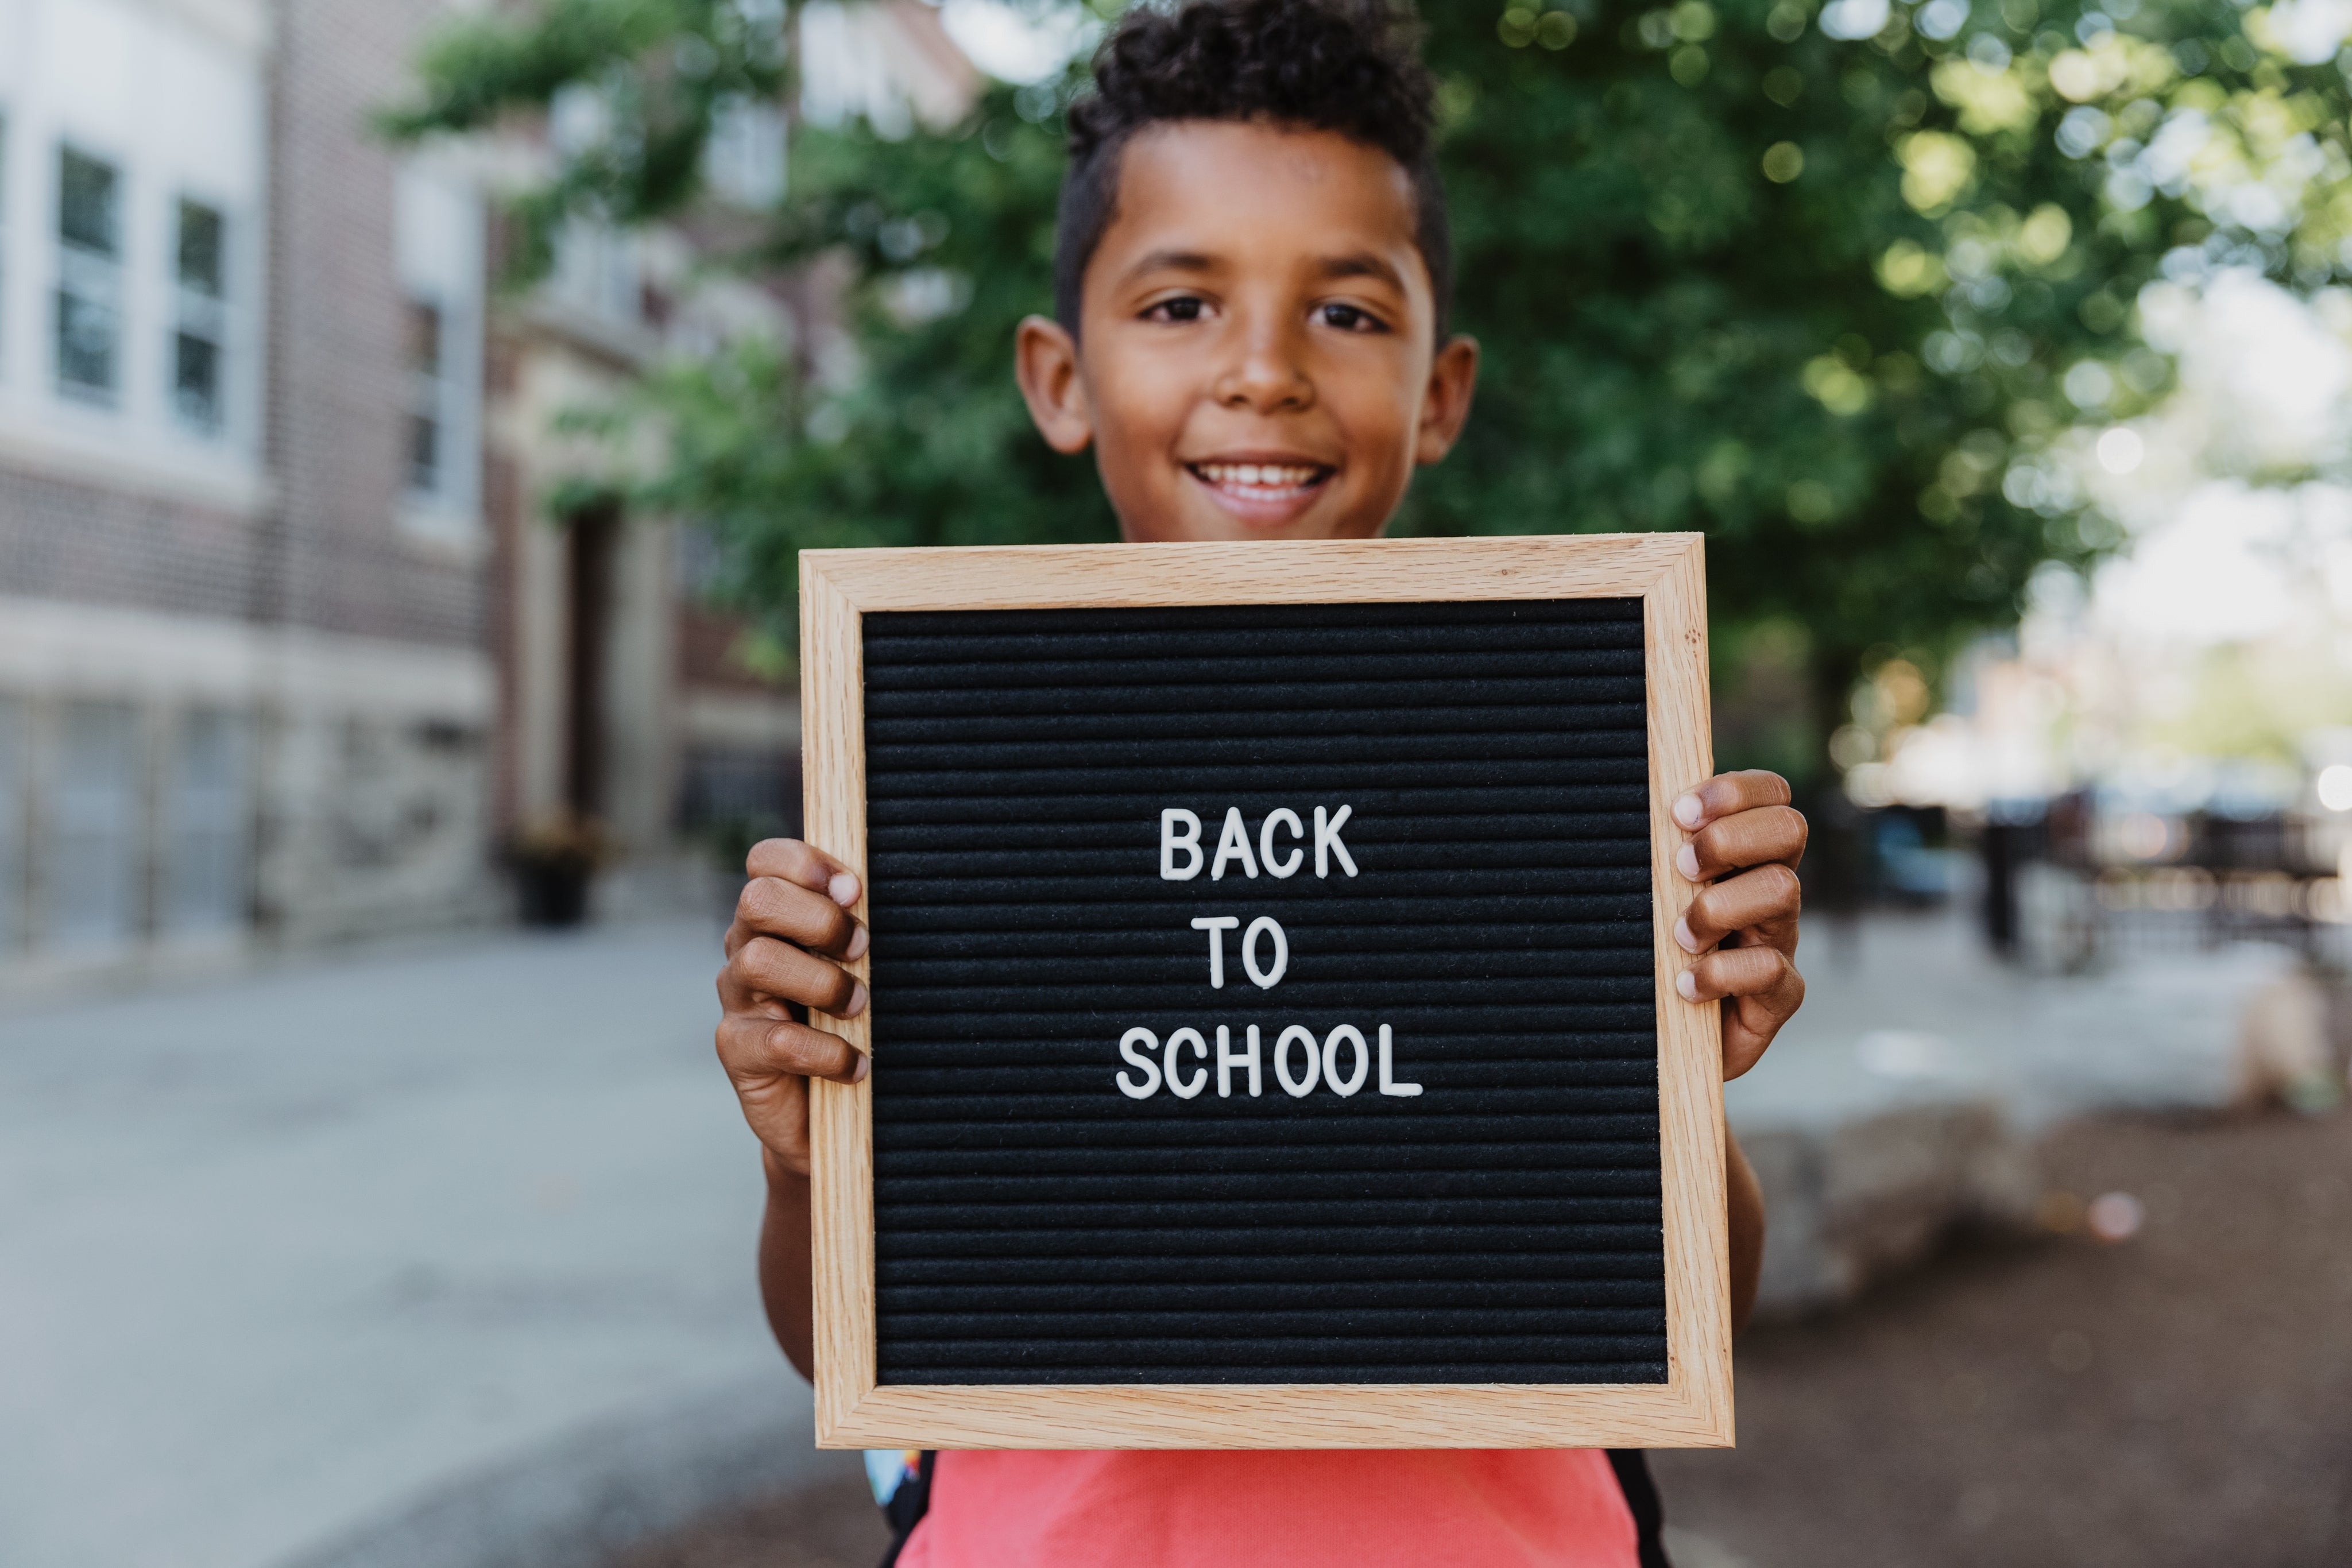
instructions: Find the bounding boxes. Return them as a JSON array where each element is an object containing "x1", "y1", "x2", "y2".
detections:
[{"x1": 861, "y1": 598, "x2": 1664, "y2": 1386}]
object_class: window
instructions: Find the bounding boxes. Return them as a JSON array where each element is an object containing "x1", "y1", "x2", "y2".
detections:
[
  {"x1": 705, "y1": 95, "x2": 786, "y2": 209},
  {"x1": 165, "y1": 708, "x2": 247, "y2": 934},
  {"x1": 49, "y1": 700, "x2": 141, "y2": 950},
  {"x1": 405, "y1": 295, "x2": 446, "y2": 495},
  {"x1": 173, "y1": 198, "x2": 227, "y2": 433},
  {"x1": 0, "y1": 697, "x2": 24, "y2": 952},
  {"x1": 550, "y1": 215, "x2": 641, "y2": 326},
  {"x1": 55, "y1": 146, "x2": 123, "y2": 401},
  {"x1": 394, "y1": 164, "x2": 483, "y2": 524},
  {"x1": 0, "y1": 113, "x2": 11, "y2": 366}
]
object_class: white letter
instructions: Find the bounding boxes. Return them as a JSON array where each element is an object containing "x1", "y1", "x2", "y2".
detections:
[
  {"x1": 1164, "y1": 1028, "x2": 1208, "y2": 1099},
  {"x1": 1189, "y1": 915, "x2": 1239, "y2": 988},
  {"x1": 1117, "y1": 1027, "x2": 1162, "y2": 1098},
  {"x1": 1210, "y1": 807, "x2": 1260, "y2": 880},
  {"x1": 1275, "y1": 1025, "x2": 1322, "y2": 1097},
  {"x1": 1323, "y1": 1025, "x2": 1370, "y2": 1097},
  {"x1": 1314, "y1": 804, "x2": 1357, "y2": 878},
  {"x1": 1241, "y1": 916, "x2": 1288, "y2": 989},
  {"x1": 1217, "y1": 1024, "x2": 1263, "y2": 1098},
  {"x1": 1378, "y1": 1024, "x2": 1423, "y2": 1097},
  {"x1": 1259, "y1": 808, "x2": 1305, "y2": 878},
  {"x1": 1160, "y1": 809, "x2": 1204, "y2": 881}
]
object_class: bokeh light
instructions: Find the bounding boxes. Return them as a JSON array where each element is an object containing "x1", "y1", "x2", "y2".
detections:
[{"x1": 2317, "y1": 765, "x2": 2352, "y2": 811}]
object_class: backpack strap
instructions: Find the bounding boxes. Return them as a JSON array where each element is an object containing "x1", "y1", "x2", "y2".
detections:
[
  {"x1": 873, "y1": 1449, "x2": 935, "y2": 1567},
  {"x1": 1606, "y1": 1449, "x2": 1673, "y2": 1568}
]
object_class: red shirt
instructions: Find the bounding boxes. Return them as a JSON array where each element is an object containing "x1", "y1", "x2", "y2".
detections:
[{"x1": 898, "y1": 1449, "x2": 1639, "y2": 1568}]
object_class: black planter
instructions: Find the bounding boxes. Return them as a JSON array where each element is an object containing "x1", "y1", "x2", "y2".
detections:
[{"x1": 514, "y1": 858, "x2": 593, "y2": 927}]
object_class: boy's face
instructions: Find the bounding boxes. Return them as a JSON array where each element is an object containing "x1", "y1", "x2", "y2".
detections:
[{"x1": 1016, "y1": 121, "x2": 1479, "y2": 543}]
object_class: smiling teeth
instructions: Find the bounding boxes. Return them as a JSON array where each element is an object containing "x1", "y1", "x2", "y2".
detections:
[{"x1": 1196, "y1": 463, "x2": 1322, "y2": 487}]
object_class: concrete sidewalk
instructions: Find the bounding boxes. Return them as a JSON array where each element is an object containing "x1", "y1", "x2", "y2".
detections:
[
  {"x1": 1728, "y1": 905, "x2": 2279, "y2": 1135},
  {"x1": 0, "y1": 922, "x2": 844, "y2": 1568},
  {"x1": 2, "y1": 907, "x2": 2283, "y2": 1564}
]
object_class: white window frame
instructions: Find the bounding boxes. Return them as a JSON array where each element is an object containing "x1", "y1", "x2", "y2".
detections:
[
  {"x1": 53, "y1": 139, "x2": 124, "y2": 406},
  {"x1": 169, "y1": 191, "x2": 232, "y2": 438},
  {"x1": 403, "y1": 290, "x2": 450, "y2": 496},
  {"x1": 163, "y1": 704, "x2": 249, "y2": 937},
  {"x1": 393, "y1": 162, "x2": 485, "y2": 544},
  {"x1": 0, "y1": 695, "x2": 25, "y2": 954},
  {"x1": 704, "y1": 94, "x2": 787, "y2": 210},
  {"x1": 549, "y1": 212, "x2": 643, "y2": 328},
  {"x1": 0, "y1": 0, "x2": 269, "y2": 506},
  {"x1": 45, "y1": 697, "x2": 144, "y2": 954},
  {"x1": 0, "y1": 107, "x2": 12, "y2": 375}
]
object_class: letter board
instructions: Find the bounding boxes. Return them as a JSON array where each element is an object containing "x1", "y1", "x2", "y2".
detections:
[{"x1": 802, "y1": 535, "x2": 1731, "y2": 1449}]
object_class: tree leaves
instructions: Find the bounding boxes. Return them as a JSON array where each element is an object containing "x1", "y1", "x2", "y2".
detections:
[{"x1": 390, "y1": 0, "x2": 2352, "y2": 757}]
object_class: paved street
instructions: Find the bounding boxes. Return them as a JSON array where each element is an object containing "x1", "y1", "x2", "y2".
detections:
[{"x1": 0, "y1": 921, "x2": 833, "y2": 1568}]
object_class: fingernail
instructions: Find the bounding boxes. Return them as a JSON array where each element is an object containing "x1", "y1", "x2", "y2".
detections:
[
  {"x1": 1674, "y1": 916, "x2": 1700, "y2": 954},
  {"x1": 1673, "y1": 794, "x2": 1704, "y2": 828},
  {"x1": 850, "y1": 1053, "x2": 870, "y2": 1083},
  {"x1": 844, "y1": 981, "x2": 869, "y2": 1017},
  {"x1": 1676, "y1": 844, "x2": 1701, "y2": 880},
  {"x1": 827, "y1": 871, "x2": 860, "y2": 907},
  {"x1": 1677, "y1": 970, "x2": 1699, "y2": 1001},
  {"x1": 845, "y1": 924, "x2": 869, "y2": 960}
]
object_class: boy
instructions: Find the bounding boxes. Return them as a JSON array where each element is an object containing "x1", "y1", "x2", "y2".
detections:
[{"x1": 716, "y1": 2, "x2": 1807, "y2": 1563}]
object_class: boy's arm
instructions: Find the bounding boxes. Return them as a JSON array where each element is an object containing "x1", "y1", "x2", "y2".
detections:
[
  {"x1": 1728, "y1": 1129, "x2": 1765, "y2": 1334},
  {"x1": 759, "y1": 1152, "x2": 817, "y2": 1380},
  {"x1": 1670, "y1": 770, "x2": 1807, "y2": 1337},
  {"x1": 716, "y1": 838, "x2": 873, "y2": 1379}
]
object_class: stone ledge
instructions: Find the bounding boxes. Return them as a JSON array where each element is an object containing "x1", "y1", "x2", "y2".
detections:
[{"x1": 1743, "y1": 1098, "x2": 2040, "y2": 1317}]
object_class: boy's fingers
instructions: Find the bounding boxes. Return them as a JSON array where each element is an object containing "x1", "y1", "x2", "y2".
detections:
[
  {"x1": 1676, "y1": 941, "x2": 1800, "y2": 1006},
  {"x1": 744, "y1": 838, "x2": 862, "y2": 909},
  {"x1": 1724, "y1": 977, "x2": 1805, "y2": 1079},
  {"x1": 715, "y1": 1013, "x2": 869, "y2": 1086},
  {"x1": 734, "y1": 876, "x2": 868, "y2": 959},
  {"x1": 1677, "y1": 864, "x2": 1802, "y2": 955},
  {"x1": 724, "y1": 936, "x2": 869, "y2": 1019},
  {"x1": 1665, "y1": 771, "x2": 1808, "y2": 1082},
  {"x1": 1670, "y1": 769, "x2": 1794, "y2": 831},
  {"x1": 1677, "y1": 946, "x2": 1804, "y2": 1079},
  {"x1": 1676, "y1": 804, "x2": 1808, "y2": 882},
  {"x1": 726, "y1": 1063, "x2": 811, "y2": 1175}
]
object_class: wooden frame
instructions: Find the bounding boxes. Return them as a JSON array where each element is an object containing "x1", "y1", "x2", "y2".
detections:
[{"x1": 802, "y1": 533, "x2": 1730, "y2": 1449}]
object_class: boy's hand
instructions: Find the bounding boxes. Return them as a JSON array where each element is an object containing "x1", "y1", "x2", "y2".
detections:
[
  {"x1": 1671, "y1": 770, "x2": 1807, "y2": 1081},
  {"x1": 715, "y1": 839, "x2": 871, "y2": 1176}
]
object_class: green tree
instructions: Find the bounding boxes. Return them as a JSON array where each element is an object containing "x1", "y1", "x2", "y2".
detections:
[{"x1": 389, "y1": 0, "x2": 2352, "y2": 773}]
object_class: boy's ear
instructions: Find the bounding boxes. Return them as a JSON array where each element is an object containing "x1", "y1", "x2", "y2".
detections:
[
  {"x1": 1414, "y1": 334, "x2": 1481, "y2": 466},
  {"x1": 1015, "y1": 314, "x2": 1094, "y2": 455}
]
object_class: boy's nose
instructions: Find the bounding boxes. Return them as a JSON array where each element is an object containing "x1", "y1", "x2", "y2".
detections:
[{"x1": 1213, "y1": 324, "x2": 1314, "y2": 413}]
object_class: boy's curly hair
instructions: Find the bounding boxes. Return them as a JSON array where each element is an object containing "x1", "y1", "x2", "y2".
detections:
[{"x1": 1054, "y1": 0, "x2": 1450, "y2": 341}]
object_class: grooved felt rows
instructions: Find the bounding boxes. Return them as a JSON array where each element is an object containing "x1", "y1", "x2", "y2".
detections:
[{"x1": 864, "y1": 599, "x2": 1665, "y2": 1385}]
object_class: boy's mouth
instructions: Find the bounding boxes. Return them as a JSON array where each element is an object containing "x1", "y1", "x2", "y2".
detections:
[{"x1": 1183, "y1": 460, "x2": 1335, "y2": 525}]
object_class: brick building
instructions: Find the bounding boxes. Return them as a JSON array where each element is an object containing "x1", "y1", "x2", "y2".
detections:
[{"x1": 0, "y1": 0, "x2": 969, "y2": 987}]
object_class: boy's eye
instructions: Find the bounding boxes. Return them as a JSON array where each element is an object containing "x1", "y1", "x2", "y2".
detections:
[
  {"x1": 1143, "y1": 296, "x2": 1208, "y2": 324},
  {"x1": 1317, "y1": 303, "x2": 1388, "y2": 334}
]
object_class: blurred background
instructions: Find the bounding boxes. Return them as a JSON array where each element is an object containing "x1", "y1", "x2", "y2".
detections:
[{"x1": 5, "y1": 0, "x2": 2352, "y2": 1564}]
